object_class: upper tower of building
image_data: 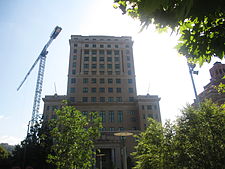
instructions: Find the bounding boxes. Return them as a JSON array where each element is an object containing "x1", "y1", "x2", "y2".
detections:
[{"x1": 67, "y1": 35, "x2": 137, "y2": 104}]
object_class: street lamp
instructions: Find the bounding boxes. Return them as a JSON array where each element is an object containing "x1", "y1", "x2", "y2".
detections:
[
  {"x1": 187, "y1": 62, "x2": 200, "y2": 105},
  {"x1": 114, "y1": 131, "x2": 133, "y2": 169},
  {"x1": 96, "y1": 153, "x2": 105, "y2": 169}
]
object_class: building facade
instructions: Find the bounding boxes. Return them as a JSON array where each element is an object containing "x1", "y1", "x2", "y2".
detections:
[
  {"x1": 43, "y1": 35, "x2": 161, "y2": 169},
  {"x1": 198, "y1": 62, "x2": 225, "y2": 105}
]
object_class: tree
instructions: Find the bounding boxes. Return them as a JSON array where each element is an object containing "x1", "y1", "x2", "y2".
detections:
[
  {"x1": 47, "y1": 105, "x2": 102, "y2": 169},
  {"x1": 11, "y1": 121, "x2": 55, "y2": 169},
  {"x1": 114, "y1": 0, "x2": 225, "y2": 65},
  {"x1": 132, "y1": 100, "x2": 225, "y2": 169}
]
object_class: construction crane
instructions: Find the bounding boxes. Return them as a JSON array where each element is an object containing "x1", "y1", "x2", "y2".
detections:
[{"x1": 17, "y1": 26, "x2": 62, "y2": 132}]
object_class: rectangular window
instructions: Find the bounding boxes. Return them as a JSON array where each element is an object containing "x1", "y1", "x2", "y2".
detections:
[
  {"x1": 128, "y1": 88, "x2": 134, "y2": 93},
  {"x1": 115, "y1": 57, "x2": 120, "y2": 62},
  {"x1": 147, "y1": 105, "x2": 152, "y2": 110},
  {"x1": 100, "y1": 78, "x2": 105, "y2": 83},
  {"x1": 115, "y1": 45, "x2": 119, "y2": 48},
  {"x1": 109, "y1": 127, "x2": 115, "y2": 131},
  {"x1": 83, "y1": 78, "x2": 88, "y2": 83},
  {"x1": 126, "y1": 50, "x2": 130, "y2": 54},
  {"x1": 108, "y1": 78, "x2": 113, "y2": 84},
  {"x1": 84, "y1": 64, "x2": 89, "y2": 69},
  {"x1": 72, "y1": 69, "x2": 76, "y2": 75},
  {"x1": 116, "y1": 71, "x2": 120, "y2": 75},
  {"x1": 84, "y1": 57, "x2": 89, "y2": 61},
  {"x1": 92, "y1": 50, "x2": 97, "y2": 55},
  {"x1": 127, "y1": 56, "x2": 130, "y2": 61},
  {"x1": 114, "y1": 50, "x2": 120, "y2": 55},
  {"x1": 125, "y1": 45, "x2": 129, "y2": 48},
  {"x1": 92, "y1": 64, "x2": 97, "y2": 69},
  {"x1": 92, "y1": 57, "x2": 97, "y2": 61},
  {"x1": 84, "y1": 71, "x2": 89, "y2": 75},
  {"x1": 92, "y1": 71, "x2": 96, "y2": 75},
  {"x1": 129, "y1": 97, "x2": 134, "y2": 102},
  {"x1": 71, "y1": 78, "x2": 76, "y2": 84},
  {"x1": 107, "y1": 57, "x2": 112, "y2": 62},
  {"x1": 82, "y1": 97, "x2": 88, "y2": 102},
  {"x1": 115, "y1": 64, "x2": 120, "y2": 69},
  {"x1": 128, "y1": 79, "x2": 133, "y2": 84},
  {"x1": 108, "y1": 71, "x2": 112, "y2": 75},
  {"x1": 116, "y1": 88, "x2": 121, "y2": 93},
  {"x1": 73, "y1": 55, "x2": 77, "y2": 60},
  {"x1": 70, "y1": 88, "x2": 75, "y2": 93},
  {"x1": 154, "y1": 105, "x2": 157, "y2": 110},
  {"x1": 99, "y1": 50, "x2": 104, "y2": 55},
  {"x1": 109, "y1": 111, "x2": 114, "y2": 122},
  {"x1": 107, "y1": 64, "x2": 112, "y2": 69},
  {"x1": 84, "y1": 49, "x2": 89, "y2": 55},
  {"x1": 108, "y1": 88, "x2": 113, "y2": 93},
  {"x1": 100, "y1": 44, "x2": 104, "y2": 48},
  {"x1": 85, "y1": 44, "x2": 89, "y2": 47},
  {"x1": 100, "y1": 64, "x2": 105, "y2": 69},
  {"x1": 99, "y1": 88, "x2": 105, "y2": 93},
  {"x1": 116, "y1": 97, "x2": 122, "y2": 102},
  {"x1": 118, "y1": 111, "x2": 123, "y2": 122},
  {"x1": 142, "y1": 105, "x2": 145, "y2": 110},
  {"x1": 73, "y1": 49, "x2": 77, "y2": 53},
  {"x1": 99, "y1": 57, "x2": 104, "y2": 62},
  {"x1": 108, "y1": 97, "x2": 114, "y2": 102},
  {"x1": 83, "y1": 87, "x2": 88, "y2": 93},
  {"x1": 107, "y1": 50, "x2": 112, "y2": 55},
  {"x1": 92, "y1": 44, "x2": 96, "y2": 48},
  {"x1": 91, "y1": 78, "x2": 96, "y2": 83},
  {"x1": 100, "y1": 71, "x2": 104, "y2": 75},
  {"x1": 100, "y1": 112, "x2": 106, "y2": 123},
  {"x1": 72, "y1": 62, "x2": 76, "y2": 68},
  {"x1": 91, "y1": 88, "x2": 96, "y2": 93},
  {"x1": 119, "y1": 127, "x2": 124, "y2": 131},
  {"x1": 74, "y1": 44, "x2": 78, "y2": 47},
  {"x1": 91, "y1": 97, "x2": 96, "y2": 102},
  {"x1": 127, "y1": 63, "x2": 131, "y2": 68},
  {"x1": 128, "y1": 70, "x2": 132, "y2": 75},
  {"x1": 107, "y1": 44, "x2": 111, "y2": 48},
  {"x1": 100, "y1": 97, "x2": 105, "y2": 102},
  {"x1": 116, "y1": 79, "x2": 121, "y2": 84}
]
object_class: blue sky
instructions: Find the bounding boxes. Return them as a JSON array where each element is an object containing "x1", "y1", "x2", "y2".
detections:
[{"x1": 0, "y1": 0, "x2": 222, "y2": 144}]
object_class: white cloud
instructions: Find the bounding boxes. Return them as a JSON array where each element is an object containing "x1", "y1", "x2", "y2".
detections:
[
  {"x1": 0, "y1": 115, "x2": 4, "y2": 119},
  {"x1": 0, "y1": 136, "x2": 21, "y2": 145}
]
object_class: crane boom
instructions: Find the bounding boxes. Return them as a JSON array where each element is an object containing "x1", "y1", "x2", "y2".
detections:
[{"x1": 17, "y1": 26, "x2": 62, "y2": 130}]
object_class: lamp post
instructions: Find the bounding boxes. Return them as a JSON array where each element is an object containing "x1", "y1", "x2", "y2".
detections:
[
  {"x1": 114, "y1": 131, "x2": 133, "y2": 169},
  {"x1": 187, "y1": 62, "x2": 200, "y2": 105},
  {"x1": 96, "y1": 154, "x2": 105, "y2": 169}
]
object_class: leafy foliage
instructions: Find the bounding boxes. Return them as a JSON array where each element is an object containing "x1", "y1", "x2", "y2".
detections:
[
  {"x1": 114, "y1": 0, "x2": 225, "y2": 65},
  {"x1": 10, "y1": 121, "x2": 55, "y2": 169},
  {"x1": 133, "y1": 100, "x2": 225, "y2": 169},
  {"x1": 48, "y1": 105, "x2": 102, "y2": 169}
]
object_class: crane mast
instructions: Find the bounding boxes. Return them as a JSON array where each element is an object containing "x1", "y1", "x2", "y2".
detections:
[{"x1": 17, "y1": 26, "x2": 62, "y2": 131}]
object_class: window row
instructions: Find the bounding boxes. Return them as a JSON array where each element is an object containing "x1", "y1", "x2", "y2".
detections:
[
  {"x1": 71, "y1": 69, "x2": 133, "y2": 75},
  {"x1": 70, "y1": 78, "x2": 133, "y2": 84},
  {"x1": 77, "y1": 87, "x2": 134, "y2": 93},
  {"x1": 73, "y1": 49, "x2": 130, "y2": 55},
  {"x1": 83, "y1": 63, "x2": 121, "y2": 70},
  {"x1": 74, "y1": 43, "x2": 130, "y2": 49},
  {"x1": 141, "y1": 104, "x2": 158, "y2": 110},
  {"x1": 69, "y1": 97, "x2": 135, "y2": 102}
]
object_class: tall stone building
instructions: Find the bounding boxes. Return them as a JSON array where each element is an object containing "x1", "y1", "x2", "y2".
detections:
[
  {"x1": 198, "y1": 62, "x2": 225, "y2": 105},
  {"x1": 43, "y1": 35, "x2": 161, "y2": 169}
]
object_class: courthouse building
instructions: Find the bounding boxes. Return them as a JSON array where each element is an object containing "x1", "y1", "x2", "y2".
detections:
[
  {"x1": 42, "y1": 35, "x2": 161, "y2": 169},
  {"x1": 198, "y1": 62, "x2": 225, "y2": 105}
]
